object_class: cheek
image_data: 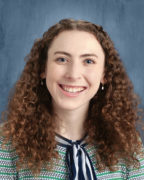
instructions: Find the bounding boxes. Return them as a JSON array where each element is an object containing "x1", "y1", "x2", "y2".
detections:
[
  {"x1": 86, "y1": 68, "x2": 102, "y2": 83},
  {"x1": 87, "y1": 72, "x2": 103, "y2": 97},
  {"x1": 46, "y1": 64, "x2": 64, "y2": 82}
]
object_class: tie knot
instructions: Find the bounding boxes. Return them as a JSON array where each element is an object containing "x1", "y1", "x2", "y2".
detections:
[
  {"x1": 55, "y1": 133, "x2": 97, "y2": 180},
  {"x1": 71, "y1": 141, "x2": 82, "y2": 148}
]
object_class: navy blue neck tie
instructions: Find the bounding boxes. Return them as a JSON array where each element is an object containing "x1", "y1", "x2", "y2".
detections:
[{"x1": 55, "y1": 133, "x2": 97, "y2": 180}]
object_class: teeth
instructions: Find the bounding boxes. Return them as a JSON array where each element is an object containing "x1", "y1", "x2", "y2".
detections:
[{"x1": 61, "y1": 85, "x2": 85, "y2": 93}]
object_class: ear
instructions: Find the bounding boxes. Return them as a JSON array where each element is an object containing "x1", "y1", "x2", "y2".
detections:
[
  {"x1": 40, "y1": 72, "x2": 46, "y2": 79},
  {"x1": 101, "y1": 71, "x2": 106, "y2": 84}
]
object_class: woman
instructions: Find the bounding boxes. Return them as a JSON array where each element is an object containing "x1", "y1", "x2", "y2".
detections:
[{"x1": 0, "y1": 18, "x2": 144, "y2": 179}]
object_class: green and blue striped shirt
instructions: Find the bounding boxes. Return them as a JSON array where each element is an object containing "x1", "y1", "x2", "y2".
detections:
[{"x1": 0, "y1": 133, "x2": 144, "y2": 179}]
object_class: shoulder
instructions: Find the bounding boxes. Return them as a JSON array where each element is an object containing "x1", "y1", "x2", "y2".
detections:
[
  {"x1": 0, "y1": 123, "x2": 18, "y2": 179},
  {"x1": 127, "y1": 136, "x2": 144, "y2": 179},
  {"x1": 0, "y1": 126, "x2": 18, "y2": 162},
  {"x1": 0, "y1": 123, "x2": 17, "y2": 158}
]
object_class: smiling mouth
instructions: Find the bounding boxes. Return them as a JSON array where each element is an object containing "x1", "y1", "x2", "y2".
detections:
[{"x1": 59, "y1": 84, "x2": 87, "y2": 93}]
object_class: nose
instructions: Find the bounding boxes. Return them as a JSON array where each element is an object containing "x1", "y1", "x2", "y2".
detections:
[{"x1": 64, "y1": 61, "x2": 82, "y2": 81}]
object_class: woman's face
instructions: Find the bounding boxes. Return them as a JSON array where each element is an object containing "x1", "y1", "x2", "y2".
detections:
[{"x1": 41, "y1": 30, "x2": 105, "y2": 111}]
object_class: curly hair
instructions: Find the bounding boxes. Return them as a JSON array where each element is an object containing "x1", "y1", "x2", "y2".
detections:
[{"x1": 0, "y1": 18, "x2": 144, "y2": 176}]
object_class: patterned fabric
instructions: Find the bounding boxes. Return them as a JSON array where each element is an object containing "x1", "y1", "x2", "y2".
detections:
[
  {"x1": 55, "y1": 133, "x2": 97, "y2": 180},
  {"x1": 0, "y1": 134, "x2": 144, "y2": 179}
]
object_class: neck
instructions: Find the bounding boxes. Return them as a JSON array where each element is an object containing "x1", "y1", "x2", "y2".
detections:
[{"x1": 54, "y1": 103, "x2": 89, "y2": 141}]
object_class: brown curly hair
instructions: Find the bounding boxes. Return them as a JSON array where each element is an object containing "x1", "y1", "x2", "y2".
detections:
[{"x1": 1, "y1": 18, "x2": 144, "y2": 176}]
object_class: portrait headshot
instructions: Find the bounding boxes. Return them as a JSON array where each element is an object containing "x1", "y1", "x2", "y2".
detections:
[{"x1": 0, "y1": 0, "x2": 144, "y2": 179}]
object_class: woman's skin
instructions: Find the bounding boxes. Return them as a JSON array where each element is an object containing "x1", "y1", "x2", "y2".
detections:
[{"x1": 41, "y1": 30, "x2": 105, "y2": 141}]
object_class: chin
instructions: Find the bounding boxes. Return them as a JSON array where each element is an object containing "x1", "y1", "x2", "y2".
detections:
[
  {"x1": 59, "y1": 105, "x2": 80, "y2": 111},
  {"x1": 58, "y1": 101, "x2": 88, "y2": 111}
]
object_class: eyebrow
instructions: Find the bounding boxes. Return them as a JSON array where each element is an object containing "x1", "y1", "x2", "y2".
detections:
[{"x1": 54, "y1": 51, "x2": 98, "y2": 58}]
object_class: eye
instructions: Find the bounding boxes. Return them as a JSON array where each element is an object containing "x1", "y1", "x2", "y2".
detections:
[
  {"x1": 55, "y1": 57, "x2": 67, "y2": 63},
  {"x1": 84, "y1": 59, "x2": 95, "y2": 64}
]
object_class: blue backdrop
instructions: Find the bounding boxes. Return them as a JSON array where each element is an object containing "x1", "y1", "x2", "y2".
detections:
[{"x1": 0, "y1": 0, "x2": 144, "y2": 138}]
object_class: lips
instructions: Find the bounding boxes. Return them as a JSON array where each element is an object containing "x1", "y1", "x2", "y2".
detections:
[
  {"x1": 59, "y1": 84, "x2": 87, "y2": 89},
  {"x1": 59, "y1": 84, "x2": 87, "y2": 92},
  {"x1": 58, "y1": 84, "x2": 87, "y2": 96}
]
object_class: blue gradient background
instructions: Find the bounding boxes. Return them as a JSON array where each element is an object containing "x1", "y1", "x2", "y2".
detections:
[{"x1": 0, "y1": 0, "x2": 144, "y2": 138}]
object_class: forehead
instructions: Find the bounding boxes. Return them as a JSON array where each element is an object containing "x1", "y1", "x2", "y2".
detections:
[{"x1": 48, "y1": 30, "x2": 104, "y2": 57}]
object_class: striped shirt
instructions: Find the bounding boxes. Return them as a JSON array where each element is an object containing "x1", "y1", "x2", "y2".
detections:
[{"x1": 0, "y1": 133, "x2": 144, "y2": 179}]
